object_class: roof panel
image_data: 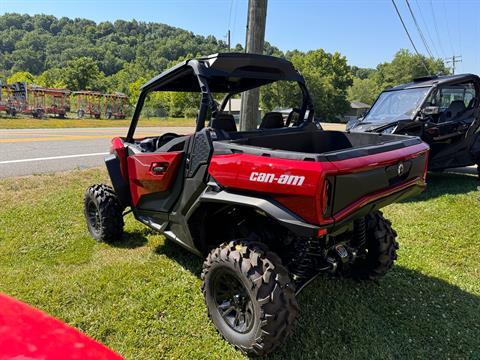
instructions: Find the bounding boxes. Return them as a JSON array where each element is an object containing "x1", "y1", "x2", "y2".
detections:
[{"x1": 141, "y1": 53, "x2": 304, "y2": 93}]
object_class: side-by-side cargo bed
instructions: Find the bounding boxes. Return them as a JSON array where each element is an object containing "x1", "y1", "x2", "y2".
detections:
[{"x1": 209, "y1": 129, "x2": 429, "y2": 228}]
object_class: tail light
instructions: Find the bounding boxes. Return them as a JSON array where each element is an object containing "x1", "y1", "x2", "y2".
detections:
[
  {"x1": 423, "y1": 152, "x2": 429, "y2": 180},
  {"x1": 321, "y1": 179, "x2": 331, "y2": 216}
]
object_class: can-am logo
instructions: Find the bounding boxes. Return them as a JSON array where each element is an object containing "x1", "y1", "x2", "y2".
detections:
[{"x1": 249, "y1": 172, "x2": 305, "y2": 186}]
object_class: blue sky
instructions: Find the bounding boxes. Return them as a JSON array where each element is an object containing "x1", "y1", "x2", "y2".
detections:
[{"x1": 2, "y1": 0, "x2": 479, "y2": 73}]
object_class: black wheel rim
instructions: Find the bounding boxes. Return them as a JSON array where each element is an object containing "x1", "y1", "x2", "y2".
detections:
[
  {"x1": 212, "y1": 268, "x2": 254, "y2": 334},
  {"x1": 86, "y1": 199, "x2": 101, "y2": 235}
]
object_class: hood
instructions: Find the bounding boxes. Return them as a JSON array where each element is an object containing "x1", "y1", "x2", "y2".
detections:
[{"x1": 348, "y1": 121, "x2": 392, "y2": 133}]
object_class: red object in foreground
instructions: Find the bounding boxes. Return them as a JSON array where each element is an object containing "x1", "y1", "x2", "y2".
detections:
[{"x1": 0, "y1": 293, "x2": 123, "y2": 360}]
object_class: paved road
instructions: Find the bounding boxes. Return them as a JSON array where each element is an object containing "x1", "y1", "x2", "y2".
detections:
[
  {"x1": 0, "y1": 123, "x2": 476, "y2": 178},
  {"x1": 0, "y1": 127, "x2": 194, "y2": 177}
]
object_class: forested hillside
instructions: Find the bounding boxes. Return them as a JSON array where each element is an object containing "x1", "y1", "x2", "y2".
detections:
[{"x1": 0, "y1": 13, "x2": 449, "y2": 120}]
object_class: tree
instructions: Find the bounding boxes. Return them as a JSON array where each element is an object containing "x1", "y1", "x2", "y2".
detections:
[
  {"x1": 347, "y1": 77, "x2": 378, "y2": 105},
  {"x1": 62, "y1": 57, "x2": 104, "y2": 90},
  {"x1": 35, "y1": 68, "x2": 67, "y2": 88},
  {"x1": 373, "y1": 49, "x2": 449, "y2": 90},
  {"x1": 260, "y1": 81, "x2": 300, "y2": 112},
  {"x1": 289, "y1": 49, "x2": 353, "y2": 121},
  {"x1": 7, "y1": 71, "x2": 35, "y2": 84},
  {"x1": 350, "y1": 66, "x2": 376, "y2": 80}
]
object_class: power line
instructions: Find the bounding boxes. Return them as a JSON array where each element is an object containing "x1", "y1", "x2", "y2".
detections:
[
  {"x1": 413, "y1": 0, "x2": 439, "y2": 58},
  {"x1": 404, "y1": 0, "x2": 433, "y2": 58},
  {"x1": 391, "y1": 0, "x2": 430, "y2": 73},
  {"x1": 429, "y1": 0, "x2": 446, "y2": 58}
]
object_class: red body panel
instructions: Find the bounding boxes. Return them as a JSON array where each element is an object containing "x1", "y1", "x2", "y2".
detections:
[
  {"x1": 0, "y1": 293, "x2": 123, "y2": 360},
  {"x1": 208, "y1": 153, "x2": 336, "y2": 224},
  {"x1": 127, "y1": 152, "x2": 183, "y2": 206},
  {"x1": 208, "y1": 142, "x2": 429, "y2": 225},
  {"x1": 110, "y1": 137, "x2": 128, "y2": 179}
]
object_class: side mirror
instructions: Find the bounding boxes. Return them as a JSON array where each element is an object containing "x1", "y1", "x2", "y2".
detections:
[{"x1": 421, "y1": 106, "x2": 440, "y2": 116}]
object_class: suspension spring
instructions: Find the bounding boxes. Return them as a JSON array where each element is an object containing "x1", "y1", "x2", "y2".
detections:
[
  {"x1": 353, "y1": 217, "x2": 367, "y2": 249},
  {"x1": 287, "y1": 238, "x2": 325, "y2": 284}
]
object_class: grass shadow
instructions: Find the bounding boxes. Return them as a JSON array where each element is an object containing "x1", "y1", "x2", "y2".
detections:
[
  {"x1": 402, "y1": 171, "x2": 479, "y2": 203},
  {"x1": 154, "y1": 238, "x2": 203, "y2": 276},
  {"x1": 271, "y1": 267, "x2": 480, "y2": 359}
]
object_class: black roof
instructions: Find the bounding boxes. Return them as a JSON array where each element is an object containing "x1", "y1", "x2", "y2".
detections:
[
  {"x1": 141, "y1": 53, "x2": 304, "y2": 93},
  {"x1": 386, "y1": 73, "x2": 480, "y2": 91}
]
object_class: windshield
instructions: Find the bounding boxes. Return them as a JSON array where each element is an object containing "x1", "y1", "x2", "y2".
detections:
[{"x1": 364, "y1": 87, "x2": 430, "y2": 123}]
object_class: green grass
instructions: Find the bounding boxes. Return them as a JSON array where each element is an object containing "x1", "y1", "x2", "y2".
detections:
[
  {"x1": 0, "y1": 115, "x2": 195, "y2": 128},
  {"x1": 0, "y1": 169, "x2": 479, "y2": 359}
]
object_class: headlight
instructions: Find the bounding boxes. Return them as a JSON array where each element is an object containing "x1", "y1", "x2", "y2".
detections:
[{"x1": 381, "y1": 125, "x2": 397, "y2": 134}]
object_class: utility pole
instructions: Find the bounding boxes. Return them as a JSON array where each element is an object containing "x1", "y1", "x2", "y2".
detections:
[
  {"x1": 227, "y1": 29, "x2": 232, "y2": 114},
  {"x1": 239, "y1": 0, "x2": 268, "y2": 130},
  {"x1": 445, "y1": 55, "x2": 462, "y2": 74}
]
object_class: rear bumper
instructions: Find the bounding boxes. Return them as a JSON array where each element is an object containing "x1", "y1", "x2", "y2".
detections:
[{"x1": 330, "y1": 177, "x2": 426, "y2": 230}]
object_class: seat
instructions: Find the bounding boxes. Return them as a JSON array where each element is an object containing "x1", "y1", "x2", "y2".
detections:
[
  {"x1": 211, "y1": 112, "x2": 237, "y2": 132},
  {"x1": 439, "y1": 100, "x2": 466, "y2": 123},
  {"x1": 259, "y1": 112, "x2": 284, "y2": 129}
]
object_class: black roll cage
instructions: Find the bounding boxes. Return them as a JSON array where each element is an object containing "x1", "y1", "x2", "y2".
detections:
[{"x1": 126, "y1": 53, "x2": 315, "y2": 141}]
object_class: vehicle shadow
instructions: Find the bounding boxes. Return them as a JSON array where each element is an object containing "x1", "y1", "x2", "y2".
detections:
[
  {"x1": 402, "y1": 171, "x2": 479, "y2": 203},
  {"x1": 154, "y1": 238, "x2": 203, "y2": 276},
  {"x1": 109, "y1": 229, "x2": 150, "y2": 249},
  {"x1": 271, "y1": 267, "x2": 480, "y2": 359}
]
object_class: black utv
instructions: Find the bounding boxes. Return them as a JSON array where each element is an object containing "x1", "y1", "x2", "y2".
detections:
[{"x1": 347, "y1": 74, "x2": 480, "y2": 176}]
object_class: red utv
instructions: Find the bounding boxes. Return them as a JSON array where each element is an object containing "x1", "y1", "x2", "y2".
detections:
[
  {"x1": 0, "y1": 293, "x2": 123, "y2": 359},
  {"x1": 84, "y1": 53, "x2": 429, "y2": 356}
]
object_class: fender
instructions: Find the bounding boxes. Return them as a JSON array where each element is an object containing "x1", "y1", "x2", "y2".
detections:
[
  {"x1": 105, "y1": 154, "x2": 131, "y2": 207},
  {"x1": 186, "y1": 185, "x2": 320, "y2": 237}
]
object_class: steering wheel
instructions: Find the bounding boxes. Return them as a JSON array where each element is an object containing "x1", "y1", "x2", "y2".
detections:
[{"x1": 155, "y1": 132, "x2": 180, "y2": 150}]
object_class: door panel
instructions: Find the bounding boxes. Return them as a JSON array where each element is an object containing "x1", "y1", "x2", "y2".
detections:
[{"x1": 127, "y1": 151, "x2": 184, "y2": 206}]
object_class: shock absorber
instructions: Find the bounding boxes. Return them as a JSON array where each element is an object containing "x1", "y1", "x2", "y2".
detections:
[
  {"x1": 286, "y1": 238, "x2": 325, "y2": 286},
  {"x1": 353, "y1": 217, "x2": 367, "y2": 250}
]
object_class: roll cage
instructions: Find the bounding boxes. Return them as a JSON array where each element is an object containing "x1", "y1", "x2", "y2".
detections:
[{"x1": 126, "y1": 53, "x2": 314, "y2": 141}]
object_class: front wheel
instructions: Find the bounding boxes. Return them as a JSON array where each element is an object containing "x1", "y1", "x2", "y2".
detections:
[
  {"x1": 202, "y1": 241, "x2": 298, "y2": 356},
  {"x1": 350, "y1": 211, "x2": 399, "y2": 280},
  {"x1": 83, "y1": 184, "x2": 124, "y2": 242}
]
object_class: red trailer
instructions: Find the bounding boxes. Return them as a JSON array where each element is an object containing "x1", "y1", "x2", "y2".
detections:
[
  {"x1": 43, "y1": 88, "x2": 71, "y2": 118},
  {"x1": 73, "y1": 91, "x2": 103, "y2": 119},
  {"x1": 104, "y1": 92, "x2": 128, "y2": 119},
  {"x1": 24, "y1": 85, "x2": 46, "y2": 118},
  {"x1": 0, "y1": 83, "x2": 17, "y2": 116},
  {"x1": 11, "y1": 83, "x2": 46, "y2": 118}
]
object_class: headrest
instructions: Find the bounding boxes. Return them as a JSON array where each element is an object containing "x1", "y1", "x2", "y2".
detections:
[
  {"x1": 447, "y1": 100, "x2": 466, "y2": 117},
  {"x1": 211, "y1": 112, "x2": 237, "y2": 132},
  {"x1": 259, "y1": 112, "x2": 284, "y2": 129}
]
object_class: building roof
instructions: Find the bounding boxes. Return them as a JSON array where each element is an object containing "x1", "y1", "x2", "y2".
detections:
[{"x1": 350, "y1": 101, "x2": 370, "y2": 109}]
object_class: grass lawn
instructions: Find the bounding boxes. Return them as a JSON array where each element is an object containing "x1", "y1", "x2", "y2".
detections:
[
  {"x1": 0, "y1": 115, "x2": 195, "y2": 129},
  {"x1": 0, "y1": 168, "x2": 479, "y2": 359}
]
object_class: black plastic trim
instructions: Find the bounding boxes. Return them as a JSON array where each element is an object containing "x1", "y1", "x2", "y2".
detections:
[{"x1": 105, "y1": 154, "x2": 130, "y2": 207}]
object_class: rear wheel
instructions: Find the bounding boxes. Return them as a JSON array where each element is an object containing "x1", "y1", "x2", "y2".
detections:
[
  {"x1": 350, "y1": 211, "x2": 398, "y2": 280},
  {"x1": 84, "y1": 184, "x2": 124, "y2": 242},
  {"x1": 202, "y1": 241, "x2": 298, "y2": 356}
]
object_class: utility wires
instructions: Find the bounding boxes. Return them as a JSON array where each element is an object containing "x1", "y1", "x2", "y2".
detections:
[
  {"x1": 391, "y1": 0, "x2": 430, "y2": 73},
  {"x1": 404, "y1": 0, "x2": 433, "y2": 58}
]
